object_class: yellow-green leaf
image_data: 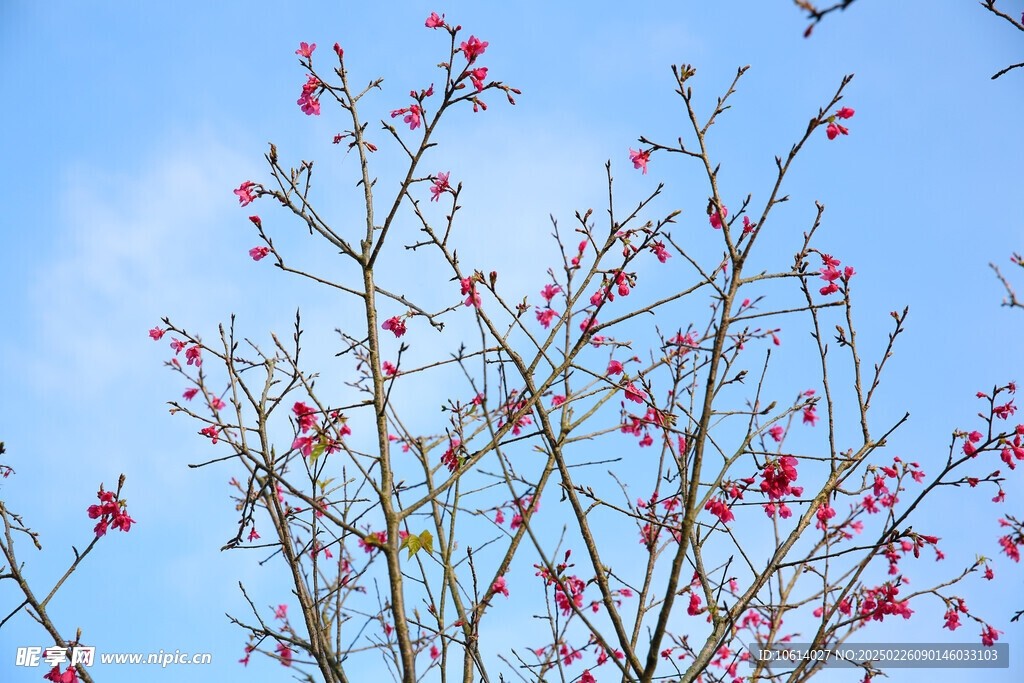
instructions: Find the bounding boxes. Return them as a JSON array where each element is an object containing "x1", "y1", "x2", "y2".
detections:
[{"x1": 418, "y1": 530, "x2": 434, "y2": 556}]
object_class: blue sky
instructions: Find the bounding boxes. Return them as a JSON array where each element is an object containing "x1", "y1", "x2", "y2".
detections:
[{"x1": 1, "y1": 1, "x2": 1022, "y2": 681}]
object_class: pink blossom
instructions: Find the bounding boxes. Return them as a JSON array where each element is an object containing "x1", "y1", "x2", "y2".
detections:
[
  {"x1": 815, "y1": 503, "x2": 836, "y2": 530},
  {"x1": 249, "y1": 246, "x2": 270, "y2": 261},
  {"x1": 803, "y1": 405, "x2": 819, "y2": 426},
  {"x1": 183, "y1": 388, "x2": 198, "y2": 401},
  {"x1": 535, "y1": 307, "x2": 559, "y2": 328},
  {"x1": 382, "y1": 316, "x2": 407, "y2": 338},
  {"x1": 430, "y1": 172, "x2": 450, "y2": 201},
  {"x1": 469, "y1": 67, "x2": 488, "y2": 92},
  {"x1": 629, "y1": 148, "x2": 650, "y2": 174},
  {"x1": 292, "y1": 436, "x2": 314, "y2": 456},
  {"x1": 430, "y1": 644, "x2": 440, "y2": 660},
  {"x1": 425, "y1": 12, "x2": 445, "y2": 28},
  {"x1": 234, "y1": 181, "x2": 257, "y2": 206},
  {"x1": 390, "y1": 105, "x2": 422, "y2": 130},
  {"x1": 687, "y1": 591, "x2": 702, "y2": 615},
  {"x1": 333, "y1": 43, "x2": 343, "y2": 58},
  {"x1": 460, "y1": 35, "x2": 488, "y2": 62},
  {"x1": 248, "y1": 527, "x2": 260, "y2": 541},
  {"x1": 297, "y1": 75, "x2": 322, "y2": 116},
  {"x1": 383, "y1": 361, "x2": 397, "y2": 376},
  {"x1": 149, "y1": 327, "x2": 165, "y2": 340},
  {"x1": 185, "y1": 345, "x2": 202, "y2": 367},
  {"x1": 43, "y1": 666, "x2": 78, "y2": 683},
  {"x1": 492, "y1": 576, "x2": 509, "y2": 597},
  {"x1": 826, "y1": 122, "x2": 849, "y2": 140},
  {"x1": 768, "y1": 425, "x2": 785, "y2": 442},
  {"x1": 836, "y1": 107, "x2": 855, "y2": 119},
  {"x1": 295, "y1": 42, "x2": 316, "y2": 58},
  {"x1": 540, "y1": 284, "x2": 561, "y2": 302},
  {"x1": 441, "y1": 438, "x2": 461, "y2": 472},
  {"x1": 461, "y1": 277, "x2": 482, "y2": 307},
  {"x1": 276, "y1": 642, "x2": 293, "y2": 666},
  {"x1": 201, "y1": 426, "x2": 219, "y2": 443},
  {"x1": 607, "y1": 360, "x2": 624, "y2": 375},
  {"x1": 624, "y1": 382, "x2": 646, "y2": 404},
  {"x1": 705, "y1": 497, "x2": 735, "y2": 524},
  {"x1": 551, "y1": 395, "x2": 566, "y2": 407},
  {"x1": 651, "y1": 240, "x2": 671, "y2": 262},
  {"x1": 293, "y1": 402, "x2": 317, "y2": 433},
  {"x1": 710, "y1": 204, "x2": 728, "y2": 229},
  {"x1": 981, "y1": 625, "x2": 1002, "y2": 647}
]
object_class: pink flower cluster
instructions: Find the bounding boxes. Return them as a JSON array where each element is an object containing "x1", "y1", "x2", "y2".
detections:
[
  {"x1": 382, "y1": 316, "x2": 407, "y2": 338},
  {"x1": 87, "y1": 487, "x2": 136, "y2": 537},
  {"x1": 818, "y1": 253, "x2": 854, "y2": 296},
  {"x1": 430, "y1": 171, "x2": 451, "y2": 201},
  {"x1": 390, "y1": 104, "x2": 422, "y2": 130},
  {"x1": 826, "y1": 106, "x2": 854, "y2": 140},
  {"x1": 460, "y1": 277, "x2": 482, "y2": 308},
  {"x1": 858, "y1": 582, "x2": 913, "y2": 623},
  {"x1": 441, "y1": 438, "x2": 462, "y2": 472}
]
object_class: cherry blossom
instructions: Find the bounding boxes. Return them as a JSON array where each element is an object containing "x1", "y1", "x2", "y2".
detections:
[
  {"x1": 460, "y1": 35, "x2": 488, "y2": 62},
  {"x1": 469, "y1": 67, "x2": 488, "y2": 92},
  {"x1": 390, "y1": 104, "x2": 422, "y2": 130},
  {"x1": 295, "y1": 42, "x2": 316, "y2": 58},
  {"x1": 425, "y1": 12, "x2": 445, "y2": 29},
  {"x1": 149, "y1": 327, "x2": 165, "y2": 340},
  {"x1": 536, "y1": 307, "x2": 558, "y2": 328},
  {"x1": 540, "y1": 284, "x2": 561, "y2": 301},
  {"x1": 382, "y1": 316, "x2": 407, "y2": 337},
  {"x1": 624, "y1": 382, "x2": 646, "y2": 403},
  {"x1": 249, "y1": 246, "x2": 270, "y2": 261},
  {"x1": 430, "y1": 172, "x2": 450, "y2": 201},
  {"x1": 87, "y1": 487, "x2": 135, "y2": 537},
  {"x1": 492, "y1": 576, "x2": 509, "y2": 597},
  {"x1": 709, "y1": 204, "x2": 728, "y2": 229},
  {"x1": 297, "y1": 75, "x2": 322, "y2": 116},
  {"x1": 43, "y1": 666, "x2": 78, "y2": 683},
  {"x1": 629, "y1": 148, "x2": 650, "y2": 174},
  {"x1": 234, "y1": 181, "x2": 256, "y2": 206}
]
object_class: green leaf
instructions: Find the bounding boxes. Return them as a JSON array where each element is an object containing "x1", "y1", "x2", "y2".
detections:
[
  {"x1": 400, "y1": 533, "x2": 422, "y2": 560},
  {"x1": 310, "y1": 438, "x2": 328, "y2": 464},
  {"x1": 398, "y1": 530, "x2": 434, "y2": 560},
  {"x1": 418, "y1": 530, "x2": 434, "y2": 556}
]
